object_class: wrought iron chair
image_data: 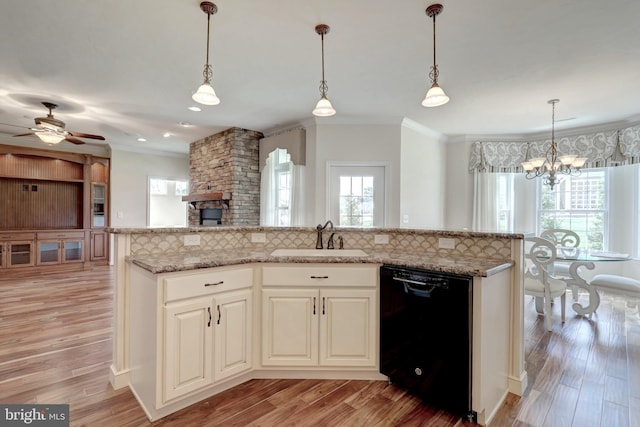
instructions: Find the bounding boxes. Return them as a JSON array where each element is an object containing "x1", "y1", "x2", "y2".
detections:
[{"x1": 524, "y1": 237, "x2": 568, "y2": 331}]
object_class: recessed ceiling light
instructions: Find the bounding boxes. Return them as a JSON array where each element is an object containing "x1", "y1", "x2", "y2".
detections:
[
  {"x1": 137, "y1": 137, "x2": 147, "y2": 142},
  {"x1": 179, "y1": 121, "x2": 193, "y2": 127},
  {"x1": 163, "y1": 132, "x2": 171, "y2": 138},
  {"x1": 188, "y1": 106, "x2": 202, "y2": 112}
]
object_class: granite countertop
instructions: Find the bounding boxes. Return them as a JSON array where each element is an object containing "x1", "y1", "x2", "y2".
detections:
[{"x1": 128, "y1": 249, "x2": 514, "y2": 277}]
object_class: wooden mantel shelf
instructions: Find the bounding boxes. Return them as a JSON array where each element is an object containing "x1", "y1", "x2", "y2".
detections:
[{"x1": 181, "y1": 192, "x2": 232, "y2": 202}]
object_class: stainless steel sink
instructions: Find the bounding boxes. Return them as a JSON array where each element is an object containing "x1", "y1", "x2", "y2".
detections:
[{"x1": 270, "y1": 248, "x2": 368, "y2": 257}]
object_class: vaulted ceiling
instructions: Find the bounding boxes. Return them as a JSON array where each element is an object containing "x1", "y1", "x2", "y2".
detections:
[{"x1": 1, "y1": 0, "x2": 639, "y2": 154}]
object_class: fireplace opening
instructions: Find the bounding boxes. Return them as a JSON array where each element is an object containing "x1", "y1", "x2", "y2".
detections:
[{"x1": 200, "y1": 208, "x2": 222, "y2": 226}]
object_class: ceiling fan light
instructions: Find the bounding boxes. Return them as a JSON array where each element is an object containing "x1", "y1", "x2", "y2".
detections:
[
  {"x1": 36, "y1": 132, "x2": 65, "y2": 144},
  {"x1": 312, "y1": 96, "x2": 336, "y2": 117},
  {"x1": 421, "y1": 83, "x2": 449, "y2": 107},
  {"x1": 192, "y1": 83, "x2": 220, "y2": 105}
]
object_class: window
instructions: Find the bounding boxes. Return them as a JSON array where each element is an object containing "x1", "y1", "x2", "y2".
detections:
[
  {"x1": 538, "y1": 169, "x2": 607, "y2": 250},
  {"x1": 149, "y1": 178, "x2": 167, "y2": 195},
  {"x1": 148, "y1": 178, "x2": 189, "y2": 227},
  {"x1": 175, "y1": 181, "x2": 188, "y2": 196},
  {"x1": 274, "y1": 150, "x2": 292, "y2": 226},
  {"x1": 261, "y1": 148, "x2": 304, "y2": 227},
  {"x1": 339, "y1": 176, "x2": 374, "y2": 227},
  {"x1": 496, "y1": 174, "x2": 514, "y2": 232},
  {"x1": 329, "y1": 164, "x2": 386, "y2": 228}
]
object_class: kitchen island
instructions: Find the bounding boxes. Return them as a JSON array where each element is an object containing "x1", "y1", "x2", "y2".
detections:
[{"x1": 109, "y1": 226, "x2": 526, "y2": 425}]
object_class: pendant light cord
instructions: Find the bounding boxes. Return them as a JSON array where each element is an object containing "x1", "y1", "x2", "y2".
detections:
[
  {"x1": 206, "y1": 12, "x2": 211, "y2": 67},
  {"x1": 320, "y1": 32, "x2": 327, "y2": 95}
]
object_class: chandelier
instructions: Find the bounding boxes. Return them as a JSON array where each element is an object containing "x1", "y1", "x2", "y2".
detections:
[
  {"x1": 312, "y1": 24, "x2": 336, "y2": 117},
  {"x1": 521, "y1": 99, "x2": 587, "y2": 190},
  {"x1": 192, "y1": 1, "x2": 221, "y2": 106},
  {"x1": 421, "y1": 4, "x2": 449, "y2": 107}
]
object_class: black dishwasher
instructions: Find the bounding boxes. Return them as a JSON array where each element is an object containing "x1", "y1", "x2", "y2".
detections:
[{"x1": 380, "y1": 265, "x2": 474, "y2": 421}]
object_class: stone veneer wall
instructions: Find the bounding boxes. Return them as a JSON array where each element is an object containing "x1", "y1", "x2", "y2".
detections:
[
  {"x1": 188, "y1": 127, "x2": 263, "y2": 226},
  {"x1": 128, "y1": 228, "x2": 516, "y2": 260}
]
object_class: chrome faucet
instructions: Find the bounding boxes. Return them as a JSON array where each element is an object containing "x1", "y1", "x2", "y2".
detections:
[{"x1": 316, "y1": 220, "x2": 334, "y2": 249}]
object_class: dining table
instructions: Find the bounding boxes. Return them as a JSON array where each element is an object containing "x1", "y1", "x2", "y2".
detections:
[{"x1": 553, "y1": 248, "x2": 630, "y2": 318}]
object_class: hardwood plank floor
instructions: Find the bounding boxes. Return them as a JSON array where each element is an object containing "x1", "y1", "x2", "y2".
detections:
[{"x1": 1, "y1": 266, "x2": 638, "y2": 426}]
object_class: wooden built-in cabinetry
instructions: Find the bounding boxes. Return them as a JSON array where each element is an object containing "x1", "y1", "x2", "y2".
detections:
[
  {"x1": 0, "y1": 233, "x2": 35, "y2": 268},
  {"x1": 0, "y1": 145, "x2": 110, "y2": 269}
]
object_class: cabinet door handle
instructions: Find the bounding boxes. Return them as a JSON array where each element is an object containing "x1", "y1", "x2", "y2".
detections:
[
  {"x1": 310, "y1": 276, "x2": 329, "y2": 279},
  {"x1": 207, "y1": 307, "x2": 212, "y2": 327},
  {"x1": 217, "y1": 305, "x2": 221, "y2": 325},
  {"x1": 204, "y1": 281, "x2": 224, "y2": 287},
  {"x1": 313, "y1": 297, "x2": 316, "y2": 315},
  {"x1": 322, "y1": 297, "x2": 326, "y2": 315}
]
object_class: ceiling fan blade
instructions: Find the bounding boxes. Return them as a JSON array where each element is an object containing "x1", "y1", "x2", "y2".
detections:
[
  {"x1": 64, "y1": 136, "x2": 86, "y2": 145},
  {"x1": 68, "y1": 131, "x2": 105, "y2": 140},
  {"x1": 13, "y1": 132, "x2": 36, "y2": 137},
  {"x1": 0, "y1": 122, "x2": 31, "y2": 129}
]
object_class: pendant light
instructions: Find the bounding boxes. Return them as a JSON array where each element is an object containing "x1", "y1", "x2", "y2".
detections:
[
  {"x1": 192, "y1": 1, "x2": 220, "y2": 105},
  {"x1": 422, "y1": 4, "x2": 449, "y2": 107},
  {"x1": 312, "y1": 24, "x2": 336, "y2": 117}
]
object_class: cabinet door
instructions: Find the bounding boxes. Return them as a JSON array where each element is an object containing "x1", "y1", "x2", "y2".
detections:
[
  {"x1": 213, "y1": 289, "x2": 252, "y2": 382},
  {"x1": 164, "y1": 297, "x2": 213, "y2": 402},
  {"x1": 261, "y1": 289, "x2": 318, "y2": 366},
  {"x1": 92, "y1": 183, "x2": 106, "y2": 228},
  {"x1": 62, "y1": 240, "x2": 84, "y2": 263},
  {"x1": 8, "y1": 241, "x2": 35, "y2": 267},
  {"x1": 90, "y1": 231, "x2": 108, "y2": 261},
  {"x1": 319, "y1": 289, "x2": 377, "y2": 367},
  {"x1": 37, "y1": 240, "x2": 61, "y2": 265}
]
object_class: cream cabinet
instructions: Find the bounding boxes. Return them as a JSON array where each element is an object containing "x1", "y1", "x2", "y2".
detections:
[
  {"x1": 128, "y1": 265, "x2": 253, "y2": 420},
  {"x1": 163, "y1": 288, "x2": 252, "y2": 401},
  {"x1": 163, "y1": 296, "x2": 213, "y2": 401},
  {"x1": 261, "y1": 264, "x2": 377, "y2": 368}
]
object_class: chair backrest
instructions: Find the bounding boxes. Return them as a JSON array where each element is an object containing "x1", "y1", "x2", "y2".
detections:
[
  {"x1": 540, "y1": 228, "x2": 580, "y2": 248},
  {"x1": 525, "y1": 236, "x2": 557, "y2": 282}
]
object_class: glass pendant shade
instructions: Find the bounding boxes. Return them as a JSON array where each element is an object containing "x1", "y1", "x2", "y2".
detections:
[
  {"x1": 312, "y1": 96, "x2": 336, "y2": 117},
  {"x1": 192, "y1": 82, "x2": 220, "y2": 105},
  {"x1": 422, "y1": 83, "x2": 449, "y2": 107},
  {"x1": 36, "y1": 132, "x2": 65, "y2": 144}
]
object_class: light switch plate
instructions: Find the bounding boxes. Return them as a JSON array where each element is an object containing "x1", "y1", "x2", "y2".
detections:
[
  {"x1": 251, "y1": 233, "x2": 266, "y2": 243},
  {"x1": 374, "y1": 234, "x2": 389, "y2": 244},
  {"x1": 438, "y1": 237, "x2": 456, "y2": 249},
  {"x1": 183, "y1": 235, "x2": 201, "y2": 246}
]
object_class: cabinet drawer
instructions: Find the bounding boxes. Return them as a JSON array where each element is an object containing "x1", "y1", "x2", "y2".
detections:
[
  {"x1": 164, "y1": 267, "x2": 253, "y2": 302},
  {"x1": 0, "y1": 233, "x2": 35, "y2": 241},
  {"x1": 262, "y1": 264, "x2": 378, "y2": 287},
  {"x1": 37, "y1": 231, "x2": 85, "y2": 240}
]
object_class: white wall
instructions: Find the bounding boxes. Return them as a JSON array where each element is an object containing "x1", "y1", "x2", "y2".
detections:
[
  {"x1": 110, "y1": 149, "x2": 189, "y2": 227},
  {"x1": 444, "y1": 138, "x2": 475, "y2": 230},
  {"x1": 306, "y1": 122, "x2": 402, "y2": 227},
  {"x1": 400, "y1": 122, "x2": 446, "y2": 229}
]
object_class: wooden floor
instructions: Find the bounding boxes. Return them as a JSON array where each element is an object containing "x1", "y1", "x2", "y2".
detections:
[{"x1": 1, "y1": 266, "x2": 639, "y2": 426}]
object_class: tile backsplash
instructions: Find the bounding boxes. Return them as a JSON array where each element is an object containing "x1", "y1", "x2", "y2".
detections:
[{"x1": 126, "y1": 227, "x2": 518, "y2": 260}]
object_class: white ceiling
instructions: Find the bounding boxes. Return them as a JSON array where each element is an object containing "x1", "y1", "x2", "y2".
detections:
[{"x1": 1, "y1": 0, "x2": 639, "y2": 155}]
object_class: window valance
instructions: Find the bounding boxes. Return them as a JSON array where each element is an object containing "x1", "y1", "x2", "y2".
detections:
[{"x1": 469, "y1": 125, "x2": 640, "y2": 173}]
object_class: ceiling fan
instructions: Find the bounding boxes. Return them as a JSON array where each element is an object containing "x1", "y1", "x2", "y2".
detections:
[{"x1": 12, "y1": 102, "x2": 105, "y2": 145}]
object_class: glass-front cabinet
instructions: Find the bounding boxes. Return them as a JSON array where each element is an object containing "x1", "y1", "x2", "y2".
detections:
[
  {"x1": 36, "y1": 232, "x2": 85, "y2": 265},
  {"x1": 0, "y1": 233, "x2": 36, "y2": 268},
  {"x1": 92, "y1": 183, "x2": 106, "y2": 228}
]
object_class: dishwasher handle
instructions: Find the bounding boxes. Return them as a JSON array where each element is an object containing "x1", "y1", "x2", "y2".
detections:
[{"x1": 403, "y1": 282, "x2": 435, "y2": 298}]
